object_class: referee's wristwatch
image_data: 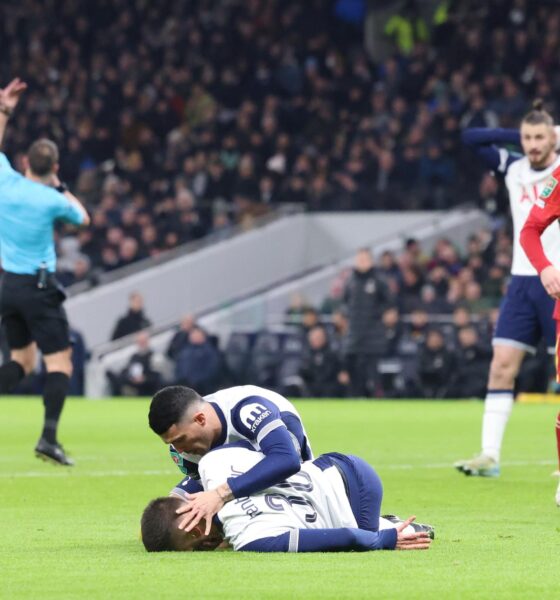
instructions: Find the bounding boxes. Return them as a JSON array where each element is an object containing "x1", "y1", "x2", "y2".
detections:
[{"x1": 55, "y1": 182, "x2": 68, "y2": 193}]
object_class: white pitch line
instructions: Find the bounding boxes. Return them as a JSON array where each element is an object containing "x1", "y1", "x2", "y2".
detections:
[
  {"x1": 0, "y1": 459, "x2": 556, "y2": 479},
  {"x1": 379, "y1": 459, "x2": 557, "y2": 470}
]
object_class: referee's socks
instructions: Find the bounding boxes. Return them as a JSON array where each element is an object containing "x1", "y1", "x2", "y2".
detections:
[{"x1": 42, "y1": 372, "x2": 70, "y2": 444}]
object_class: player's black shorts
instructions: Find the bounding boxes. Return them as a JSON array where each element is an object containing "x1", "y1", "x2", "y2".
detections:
[{"x1": 0, "y1": 271, "x2": 70, "y2": 355}]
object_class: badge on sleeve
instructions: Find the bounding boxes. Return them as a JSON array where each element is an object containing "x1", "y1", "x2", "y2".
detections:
[{"x1": 541, "y1": 176, "x2": 558, "y2": 201}]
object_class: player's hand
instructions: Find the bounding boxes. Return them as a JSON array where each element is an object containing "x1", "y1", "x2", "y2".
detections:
[
  {"x1": 395, "y1": 516, "x2": 432, "y2": 551},
  {"x1": 0, "y1": 78, "x2": 27, "y2": 110},
  {"x1": 175, "y1": 489, "x2": 225, "y2": 536},
  {"x1": 540, "y1": 266, "x2": 560, "y2": 298}
]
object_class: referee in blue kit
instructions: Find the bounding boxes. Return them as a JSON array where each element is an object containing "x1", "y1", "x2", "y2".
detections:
[{"x1": 0, "y1": 78, "x2": 90, "y2": 466}]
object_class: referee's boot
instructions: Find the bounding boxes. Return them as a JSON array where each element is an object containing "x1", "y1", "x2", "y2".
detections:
[{"x1": 35, "y1": 438, "x2": 74, "y2": 467}]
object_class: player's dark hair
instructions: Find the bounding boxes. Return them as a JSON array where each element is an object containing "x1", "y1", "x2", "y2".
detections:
[
  {"x1": 27, "y1": 138, "x2": 59, "y2": 176},
  {"x1": 522, "y1": 99, "x2": 554, "y2": 127},
  {"x1": 148, "y1": 386, "x2": 204, "y2": 434},
  {"x1": 141, "y1": 497, "x2": 182, "y2": 552}
]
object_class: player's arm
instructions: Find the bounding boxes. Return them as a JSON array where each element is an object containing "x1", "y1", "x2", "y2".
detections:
[
  {"x1": 0, "y1": 78, "x2": 27, "y2": 149},
  {"x1": 520, "y1": 201, "x2": 560, "y2": 297},
  {"x1": 461, "y1": 127, "x2": 522, "y2": 173},
  {"x1": 169, "y1": 476, "x2": 203, "y2": 500},
  {"x1": 224, "y1": 397, "x2": 302, "y2": 499},
  {"x1": 50, "y1": 172, "x2": 90, "y2": 226},
  {"x1": 239, "y1": 519, "x2": 430, "y2": 552}
]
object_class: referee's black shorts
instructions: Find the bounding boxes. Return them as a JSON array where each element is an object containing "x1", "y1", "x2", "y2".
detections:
[{"x1": 0, "y1": 271, "x2": 70, "y2": 355}]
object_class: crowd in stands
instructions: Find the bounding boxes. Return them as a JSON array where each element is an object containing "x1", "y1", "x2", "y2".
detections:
[
  {"x1": 105, "y1": 227, "x2": 552, "y2": 399},
  {"x1": 1, "y1": 0, "x2": 557, "y2": 286}
]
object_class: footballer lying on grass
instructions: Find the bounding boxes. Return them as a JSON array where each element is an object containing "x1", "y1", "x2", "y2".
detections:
[{"x1": 141, "y1": 443, "x2": 433, "y2": 552}]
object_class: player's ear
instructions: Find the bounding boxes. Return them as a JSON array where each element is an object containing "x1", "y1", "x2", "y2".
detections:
[{"x1": 193, "y1": 411, "x2": 206, "y2": 426}]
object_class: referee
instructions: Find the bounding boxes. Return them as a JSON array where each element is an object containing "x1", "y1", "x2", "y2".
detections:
[{"x1": 0, "y1": 78, "x2": 90, "y2": 466}]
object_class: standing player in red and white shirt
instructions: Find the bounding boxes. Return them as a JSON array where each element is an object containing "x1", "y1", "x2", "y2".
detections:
[{"x1": 519, "y1": 166, "x2": 560, "y2": 506}]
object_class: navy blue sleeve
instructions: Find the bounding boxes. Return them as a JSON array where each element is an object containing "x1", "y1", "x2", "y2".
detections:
[
  {"x1": 230, "y1": 396, "x2": 285, "y2": 443},
  {"x1": 461, "y1": 128, "x2": 522, "y2": 174},
  {"x1": 169, "y1": 476, "x2": 204, "y2": 499},
  {"x1": 239, "y1": 528, "x2": 398, "y2": 552},
  {"x1": 227, "y1": 426, "x2": 301, "y2": 499}
]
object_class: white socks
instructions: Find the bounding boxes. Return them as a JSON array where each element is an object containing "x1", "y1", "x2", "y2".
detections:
[{"x1": 481, "y1": 390, "x2": 514, "y2": 462}]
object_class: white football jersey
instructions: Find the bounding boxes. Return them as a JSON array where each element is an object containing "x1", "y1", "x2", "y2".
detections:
[
  {"x1": 198, "y1": 446, "x2": 357, "y2": 551},
  {"x1": 504, "y1": 155, "x2": 560, "y2": 275},
  {"x1": 169, "y1": 385, "x2": 313, "y2": 478}
]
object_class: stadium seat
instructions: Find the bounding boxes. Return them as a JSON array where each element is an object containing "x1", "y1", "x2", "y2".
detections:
[
  {"x1": 248, "y1": 331, "x2": 283, "y2": 389},
  {"x1": 224, "y1": 332, "x2": 255, "y2": 385}
]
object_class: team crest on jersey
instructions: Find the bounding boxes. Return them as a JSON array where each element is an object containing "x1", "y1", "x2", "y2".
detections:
[{"x1": 540, "y1": 176, "x2": 558, "y2": 200}]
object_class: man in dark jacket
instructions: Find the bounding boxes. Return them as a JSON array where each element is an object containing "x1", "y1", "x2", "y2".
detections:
[
  {"x1": 111, "y1": 292, "x2": 152, "y2": 340},
  {"x1": 451, "y1": 326, "x2": 491, "y2": 398},
  {"x1": 166, "y1": 314, "x2": 196, "y2": 361},
  {"x1": 339, "y1": 248, "x2": 391, "y2": 397},
  {"x1": 174, "y1": 327, "x2": 222, "y2": 396},
  {"x1": 299, "y1": 326, "x2": 346, "y2": 397},
  {"x1": 418, "y1": 329, "x2": 455, "y2": 398}
]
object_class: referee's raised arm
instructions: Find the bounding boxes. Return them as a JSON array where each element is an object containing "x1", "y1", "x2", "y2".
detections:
[
  {"x1": 0, "y1": 78, "x2": 27, "y2": 147},
  {"x1": 0, "y1": 77, "x2": 89, "y2": 466}
]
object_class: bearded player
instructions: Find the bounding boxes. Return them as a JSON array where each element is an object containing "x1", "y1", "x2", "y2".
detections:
[
  {"x1": 519, "y1": 164, "x2": 560, "y2": 506},
  {"x1": 455, "y1": 101, "x2": 560, "y2": 477}
]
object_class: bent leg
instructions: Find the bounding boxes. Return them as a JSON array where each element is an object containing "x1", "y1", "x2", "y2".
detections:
[
  {"x1": 0, "y1": 342, "x2": 36, "y2": 393},
  {"x1": 342, "y1": 454, "x2": 383, "y2": 532}
]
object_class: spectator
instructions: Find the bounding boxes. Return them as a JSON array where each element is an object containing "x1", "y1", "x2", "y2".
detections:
[
  {"x1": 340, "y1": 248, "x2": 391, "y2": 397},
  {"x1": 418, "y1": 329, "x2": 455, "y2": 399},
  {"x1": 299, "y1": 326, "x2": 346, "y2": 398},
  {"x1": 381, "y1": 306, "x2": 403, "y2": 356},
  {"x1": 330, "y1": 310, "x2": 349, "y2": 355},
  {"x1": 301, "y1": 307, "x2": 320, "y2": 333},
  {"x1": 284, "y1": 293, "x2": 312, "y2": 326},
  {"x1": 419, "y1": 284, "x2": 452, "y2": 314},
  {"x1": 407, "y1": 308, "x2": 430, "y2": 345},
  {"x1": 174, "y1": 327, "x2": 222, "y2": 396},
  {"x1": 108, "y1": 331, "x2": 163, "y2": 396},
  {"x1": 111, "y1": 292, "x2": 152, "y2": 340},
  {"x1": 166, "y1": 314, "x2": 196, "y2": 361},
  {"x1": 450, "y1": 326, "x2": 492, "y2": 398}
]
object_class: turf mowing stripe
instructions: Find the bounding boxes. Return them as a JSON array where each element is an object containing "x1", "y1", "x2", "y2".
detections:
[{"x1": 1, "y1": 459, "x2": 556, "y2": 478}]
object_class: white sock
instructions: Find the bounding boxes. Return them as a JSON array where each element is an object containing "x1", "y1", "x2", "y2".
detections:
[{"x1": 481, "y1": 391, "x2": 514, "y2": 462}]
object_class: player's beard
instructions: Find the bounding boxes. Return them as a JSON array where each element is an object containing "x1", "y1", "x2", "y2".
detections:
[{"x1": 528, "y1": 144, "x2": 556, "y2": 169}]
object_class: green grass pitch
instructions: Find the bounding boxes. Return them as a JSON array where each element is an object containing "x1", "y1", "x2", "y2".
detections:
[{"x1": 1, "y1": 398, "x2": 560, "y2": 599}]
